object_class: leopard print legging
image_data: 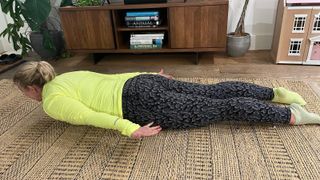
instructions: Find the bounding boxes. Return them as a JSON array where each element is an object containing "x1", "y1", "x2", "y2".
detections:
[{"x1": 122, "y1": 74, "x2": 291, "y2": 129}]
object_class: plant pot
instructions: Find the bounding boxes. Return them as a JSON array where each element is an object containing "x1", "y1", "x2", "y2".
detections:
[
  {"x1": 227, "y1": 32, "x2": 250, "y2": 57},
  {"x1": 30, "y1": 30, "x2": 64, "y2": 59}
]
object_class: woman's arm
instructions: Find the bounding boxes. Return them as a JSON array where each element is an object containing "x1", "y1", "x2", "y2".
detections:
[
  {"x1": 42, "y1": 95, "x2": 140, "y2": 137},
  {"x1": 158, "y1": 68, "x2": 173, "y2": 79},
  {"x1": 131, "y1": 122, "x2": 162, "y2": 139}
]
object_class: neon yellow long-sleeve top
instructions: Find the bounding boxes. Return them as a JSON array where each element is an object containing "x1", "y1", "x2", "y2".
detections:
[{"x1": 42, "y1": 71, "x2": 148, "y2": 137}]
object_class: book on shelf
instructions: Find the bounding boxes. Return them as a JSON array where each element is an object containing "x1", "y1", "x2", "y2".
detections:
[
  {"x1": 126, "y1": 20, "x2": 161, "y2": 28},
  {"x1": 130, "y1": 44, "x2": 162, "y2": 49},
  {"x1": 126, "y1": 11, "x2": 159, "y2": 17},
  {"x1": 130, "y1": 38, "x2": 163, "y2": 45},
  {"x1": 124, "y1": 11, "x2": 161, "y2": 28},
  {"x1": 130, "y1": 33, "x2": 164, "y2": 38},
  {"x1": 125, "y1": 16, "x2": 160, "y2": 21},
  {"x1": 129, "y1": 32, "x2": 164, "y2": 49}
]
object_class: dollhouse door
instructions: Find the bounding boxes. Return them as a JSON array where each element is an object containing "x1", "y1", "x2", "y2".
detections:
[
  {"x1": 305, "y1": 9, "x2": 320, "y2": 62},
  {"x1": 311, "y1": 42, "x2": 320, "y2": 60}
]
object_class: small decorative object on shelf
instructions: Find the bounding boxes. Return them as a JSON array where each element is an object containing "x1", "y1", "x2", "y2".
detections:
[
  {"x1": 125, "y1": 10, "x2": 161, "y2": 28},
  {"x1": 130, "y1": 33, "x2": 164, "y2": 49}
]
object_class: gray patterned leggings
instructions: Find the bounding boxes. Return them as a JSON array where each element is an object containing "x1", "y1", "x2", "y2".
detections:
[{"x1": 122, "y1": 74, "x2": 291, "y2": 129}]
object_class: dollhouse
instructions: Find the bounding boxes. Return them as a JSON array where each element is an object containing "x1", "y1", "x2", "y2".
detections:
[{"x1": 272, "y1": 0, "x2": 320, "y2": 65}]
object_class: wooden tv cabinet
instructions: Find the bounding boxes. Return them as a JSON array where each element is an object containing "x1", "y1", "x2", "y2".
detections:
[{"x1": 60, "y1": 0, "x2": 228, "y2": 63}]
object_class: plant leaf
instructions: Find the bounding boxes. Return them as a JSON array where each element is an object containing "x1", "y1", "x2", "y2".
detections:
[
  {"x1": 1, "y1": 0, "x2": 15, "y2": 14},
  {"x1": 22, "y1": 0, "x2": 51, "y2": 31},
  {"x1": 0, "y1": 0, "x2": 31, "y2": 55}
]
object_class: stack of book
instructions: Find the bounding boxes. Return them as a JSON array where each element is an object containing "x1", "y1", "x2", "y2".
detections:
[
  {"x1": 130, "y1": 33, "x2": 164, "y2": 49},
  {"x1": 125, "y1": 11, "x2": 161, "y2": 28}
]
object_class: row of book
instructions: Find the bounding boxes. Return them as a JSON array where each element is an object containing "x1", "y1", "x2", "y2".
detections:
[
  {"x1": 125, "y1": 11, "x2": 161, "y2": 28},
  {"x1": 130, "y1": 33, "x2": 164, "y2": 49}
]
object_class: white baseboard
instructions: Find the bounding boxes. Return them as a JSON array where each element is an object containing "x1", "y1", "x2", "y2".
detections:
[{"x1": 249, "y1": 34, "x2": 273, "y2": 50}]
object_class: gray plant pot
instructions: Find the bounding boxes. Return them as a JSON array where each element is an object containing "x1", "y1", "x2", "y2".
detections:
[
  {"x1": 227, "y1": 32, "x2": 251, "y2": 57},
  {"x1": 30, "y1": 30, "x2": 64, "y2": 59}
]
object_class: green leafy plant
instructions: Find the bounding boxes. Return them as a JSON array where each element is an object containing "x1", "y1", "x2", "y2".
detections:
[
  {"x1": 0, "y1": 0, "x2": 69, "y2": 55},
  {"x1": 1, "y1": 1, "x2": 34, "y2": 55},
  {"x1": 75, "y1": 0, "x2": 102, "y2": 6}
]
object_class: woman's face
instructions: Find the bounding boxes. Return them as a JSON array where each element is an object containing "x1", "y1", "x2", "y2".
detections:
[{"x1": 19, "y1": 85, "x2": 42, "y2": 102}]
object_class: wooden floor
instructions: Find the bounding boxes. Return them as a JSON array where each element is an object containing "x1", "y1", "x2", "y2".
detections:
[{"x1": 0, "y1": 50, "x2": 319, "y2": 97}]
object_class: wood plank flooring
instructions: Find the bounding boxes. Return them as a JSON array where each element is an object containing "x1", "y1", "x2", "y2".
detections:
[{"x1": 0, "y1": 51, "x2": 319, "y2": 96}]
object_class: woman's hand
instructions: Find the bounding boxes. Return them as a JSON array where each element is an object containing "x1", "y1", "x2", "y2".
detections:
[
  {"x1": 131, "y1": 122, "x2": 162, "y2": 139},
  {"x1": 158, "y1": 68, "x2": 174, "y2": 79}
]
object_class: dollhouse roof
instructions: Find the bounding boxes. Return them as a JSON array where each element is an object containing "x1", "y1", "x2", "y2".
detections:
[
  {"x1": 287, "y1": 0, "x2": 320, "y2": 3},
  {"x1": 310, "y1": 36, "x2": 320, "y2": 41}
]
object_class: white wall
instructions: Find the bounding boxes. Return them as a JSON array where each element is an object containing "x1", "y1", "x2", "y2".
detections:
[
  {"x1": 228, "y1": 0, "x2": 279, "y2": 50},
  {"x1": 0, "y1": 11, "x2": 17, "y2": 54}
]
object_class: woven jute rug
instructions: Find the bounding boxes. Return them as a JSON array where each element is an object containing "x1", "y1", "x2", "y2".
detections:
[{"x1": 0, "y1": 78, "x2": 319, "y2": 180}]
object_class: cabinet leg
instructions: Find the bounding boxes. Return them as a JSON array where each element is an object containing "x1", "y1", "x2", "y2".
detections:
[
  {"x1": 212, "y1": 53, "x2": 215, "y2": 64},
  {"x1": 195, "y1": 52, "x2": 200, "y2": 65},
  {"x1": 93, "y1": 53, "x2": 104, "y2": 64}
]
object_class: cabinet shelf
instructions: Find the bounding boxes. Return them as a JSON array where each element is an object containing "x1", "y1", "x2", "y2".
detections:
[{"x1": 119, "y1": 44, "x2": 168, "y2": 51}]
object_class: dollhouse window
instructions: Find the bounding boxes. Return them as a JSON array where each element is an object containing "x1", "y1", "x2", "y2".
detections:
[
  {"x1": 288, "y1": 39, "x2": 302, "y2": 56},
  {"x1": 312, "y1": 15, "x2": 320, "y2": 32},
  {"x1": 292, "y1": 15, "x2": 307, "y2": 33}
]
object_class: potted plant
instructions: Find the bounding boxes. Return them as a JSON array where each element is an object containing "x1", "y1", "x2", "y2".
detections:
[
  {"x1": 227, "y1": 0, "x2": 250, "y2": 57},
  {"x1": 0, "y1": 0, "x2": 68, "y2": 59},
  {"x1": 74, "y1": 0, "x2": 103, "y2": 6}
]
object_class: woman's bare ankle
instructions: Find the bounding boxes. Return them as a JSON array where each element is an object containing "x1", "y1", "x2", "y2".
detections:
[{"x1": 290, "y1": 114, "x2": 296, "y2": 125}]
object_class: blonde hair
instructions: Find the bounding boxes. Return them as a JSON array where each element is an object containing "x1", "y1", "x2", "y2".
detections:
[{"x1": 13, "y1": 61, "x2": 56, "y2": 88}]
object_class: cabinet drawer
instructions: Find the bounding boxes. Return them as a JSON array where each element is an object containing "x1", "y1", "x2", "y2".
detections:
[
  {"x1": 169, "y1": 5, "x2": 228, "y2": 49},
  {"x1": 60, "y1": 10, "x2": 115, "y2": 50}
]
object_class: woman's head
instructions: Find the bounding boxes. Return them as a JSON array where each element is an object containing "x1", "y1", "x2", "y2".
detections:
[{"x1": 13, "y1": 61, "x2": 56, "y2": 101}]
